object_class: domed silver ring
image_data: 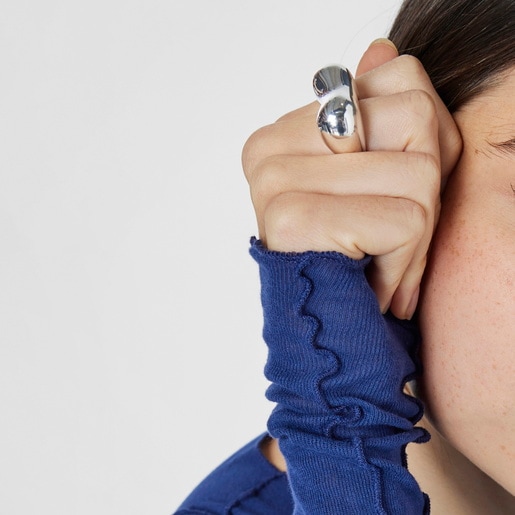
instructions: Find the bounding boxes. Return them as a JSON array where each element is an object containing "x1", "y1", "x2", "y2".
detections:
[{"x1": 313, "y1": 66, "x2": 364, "y2": 151}]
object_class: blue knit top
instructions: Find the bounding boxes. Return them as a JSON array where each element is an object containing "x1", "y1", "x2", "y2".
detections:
[
  {"x1": 177, "y1": 239, "x2": 430, "y2": 514},
  {"x1": 250, "y1": 238, "x2": 430, "y2": 514}
]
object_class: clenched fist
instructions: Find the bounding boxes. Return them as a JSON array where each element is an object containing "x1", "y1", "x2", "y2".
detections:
[{"x1": 242, "y1": 40, "x2": 462, "y2": 319}]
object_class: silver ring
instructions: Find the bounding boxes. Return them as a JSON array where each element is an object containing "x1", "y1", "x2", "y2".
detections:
[{"x1": 313, "y1": 66, "x2": 364, "y2": 151}]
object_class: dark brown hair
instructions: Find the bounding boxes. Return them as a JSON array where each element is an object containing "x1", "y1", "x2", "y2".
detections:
[{"x1": 389, "y1": 0, "x2": 515, "y2": 112}]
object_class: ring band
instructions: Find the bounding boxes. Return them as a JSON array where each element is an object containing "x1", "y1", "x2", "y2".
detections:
[{"x1": 313, "y1": 66, "x2": 364, "y2": 151}]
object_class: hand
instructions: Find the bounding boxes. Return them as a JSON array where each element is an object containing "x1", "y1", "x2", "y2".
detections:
[{"x1": 242, "y1": 40, "x2": 462, "y2": 319}]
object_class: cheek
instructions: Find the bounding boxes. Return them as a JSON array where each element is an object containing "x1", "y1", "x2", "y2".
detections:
[{"x1": 417, "y1": 183, "x2": 515, "y2": 476}]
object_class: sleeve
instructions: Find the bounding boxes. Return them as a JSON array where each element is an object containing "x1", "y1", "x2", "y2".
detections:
[{"x1": 250, "y1": 238, "x2": 430, "y2": 515}]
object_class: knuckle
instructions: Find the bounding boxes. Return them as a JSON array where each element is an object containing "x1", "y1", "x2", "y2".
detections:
[
  {"x1": 396, "y1": 89, "x2": 438, "y2": 140},
  {"x1": 251, "y1": 155, "x2": 287, "y2": 206},
  {"x1": 241, "y1": 124, "x2": 276, "y2": 179},
  {"x1": 405, "y1": 152, "x2": 441, "y2": 201},
  {"x1": 404, "y1": 89, "x2": 437, "y2": 120},
  {"x1": 444, "y1": 124, "x2": 464, "y2": 168},
  {"x1": 402, "y1": 199, "x2": 427, "y2": 239},
  {"x1": 395, "y1": 54, "x2": 428, "y2": 84},
  {"x1": 419, "y1": 152, "x2": 441, "y2": 197},
  {"x1": 264, "y1": 193, "x2": 307, "y2": 248}
]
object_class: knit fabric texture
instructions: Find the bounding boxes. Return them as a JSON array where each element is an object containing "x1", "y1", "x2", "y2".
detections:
[
  {"x1": 250, "y1": 238, "x2": 430, "y2": 514},
  {"x1": 175, "y1": 434, "x2": 293, "y2": 514}
]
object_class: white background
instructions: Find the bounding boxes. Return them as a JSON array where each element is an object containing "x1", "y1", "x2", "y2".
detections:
[{"x1": 0, "y1": 1, "x2": 402, "y2": 513}]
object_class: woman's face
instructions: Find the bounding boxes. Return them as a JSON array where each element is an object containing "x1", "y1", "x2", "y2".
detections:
[{"x1": 418, "y1": 68, "x2": 515, "y2": 493}]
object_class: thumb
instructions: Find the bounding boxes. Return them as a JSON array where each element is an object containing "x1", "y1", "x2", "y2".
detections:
[{"x1": 356, "y1": 38, "x2": 398, "y2": 77}]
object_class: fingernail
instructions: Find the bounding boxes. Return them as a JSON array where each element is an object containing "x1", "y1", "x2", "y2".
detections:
[
  {"x1": 369, "y1": 38, "x2": 398, "y2": 51},
  {"x1": 406, "y1": 286, "x2": 420, "y2": 320},
  {"x1": 381, "y1": 299, "x2": 392, "y2": 315}
]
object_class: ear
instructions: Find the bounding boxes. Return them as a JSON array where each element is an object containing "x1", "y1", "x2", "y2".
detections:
[{"x1": 356, "y1": 39, "x2": 398, "y2": 77}]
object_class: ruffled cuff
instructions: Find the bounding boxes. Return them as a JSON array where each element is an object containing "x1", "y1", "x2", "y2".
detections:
[{"x1": 250, "y1": 238, "x2": 429, "y2": 514}]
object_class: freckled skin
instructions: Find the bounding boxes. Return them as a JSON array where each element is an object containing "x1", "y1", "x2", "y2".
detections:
[{"x1": 417, "y1": 71, "x2": 515, "y2": 495}]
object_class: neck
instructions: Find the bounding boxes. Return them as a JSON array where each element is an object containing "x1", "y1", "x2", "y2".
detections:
[{"x1": 407, "y1": 416, "x2": 515, "y2": 514}]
